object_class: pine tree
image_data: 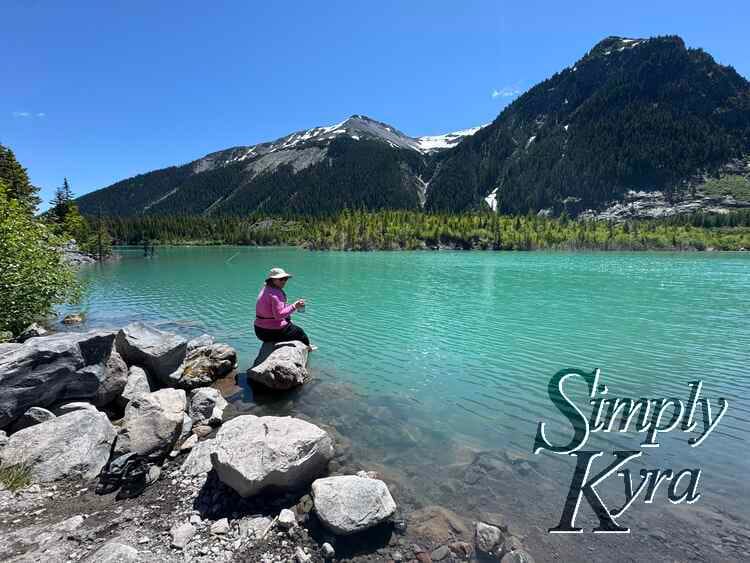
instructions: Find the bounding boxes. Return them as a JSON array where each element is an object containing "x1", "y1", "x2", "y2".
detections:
[{"x1": 0, "y1": 143, "x2": 40, "y2": 212}]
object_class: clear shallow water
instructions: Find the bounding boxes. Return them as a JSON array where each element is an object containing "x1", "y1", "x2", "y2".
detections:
[{"x1": 65, "y1": 247, "x2": 750, "y2": 561}]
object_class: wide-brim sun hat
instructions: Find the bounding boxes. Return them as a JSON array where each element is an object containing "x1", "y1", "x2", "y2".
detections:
[{"x1": 266, "y1": 267, "x2": 293, "y2": 280}]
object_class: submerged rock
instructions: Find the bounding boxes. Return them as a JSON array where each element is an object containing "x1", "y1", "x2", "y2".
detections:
[
  {"x1": 475, "y1": 521, "x2": 506, "y2": 556},
  {"x1": 210, "y1": 415, "x2": 333, "y2": 497},
  {"x1": 1, "y1": 409, "x2": 116, "y2": 482},
  {"x1": 0, "y1": 330, "x2": 116, "y2": 429},
  {"x1": 115, "y1": 388, "x2": 187, "y2": 461},
  {"x1": 169, "y1": 343, "x2": 237, "y2": 389},
  {"x1": 247, "y1": 341, "x2": 308, "y2": 390},
  {"x1": 115, "y1": 322, "x2": 187, "y2": 383},
  {"x1": 311, "y1": 475, "x2": 397, "y2": 535}
]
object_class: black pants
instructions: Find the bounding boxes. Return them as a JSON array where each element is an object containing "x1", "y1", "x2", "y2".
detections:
[{"x1": 254, "y1": 321, "x2": 310, "y2": 346}]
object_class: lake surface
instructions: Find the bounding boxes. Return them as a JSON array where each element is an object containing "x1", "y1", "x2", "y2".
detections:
[{"x1": 65, "y1": 247, "x2": 750, "y2": 561}]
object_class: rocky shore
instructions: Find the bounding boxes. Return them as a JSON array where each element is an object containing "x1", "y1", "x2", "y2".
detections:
[{"x1": 0, "y1": 322, "x2": 536, "y2": 562}]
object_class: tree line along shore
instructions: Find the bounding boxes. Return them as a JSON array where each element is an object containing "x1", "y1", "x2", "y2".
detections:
[{"x1": 104, "y1": 210, "x2": 750, "y2": 252}]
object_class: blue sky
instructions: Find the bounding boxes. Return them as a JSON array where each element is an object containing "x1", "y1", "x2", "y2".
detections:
[{"x1": 3, "y1": 0, "x2": 749, "y2": 209}]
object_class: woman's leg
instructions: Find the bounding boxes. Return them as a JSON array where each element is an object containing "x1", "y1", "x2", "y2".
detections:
[
  {"x1": 254, "y1": 325, "x2": 286, "y2": 343},
  {"x1": 281, "y1": 322, "x2": 311, "y2": 346}
]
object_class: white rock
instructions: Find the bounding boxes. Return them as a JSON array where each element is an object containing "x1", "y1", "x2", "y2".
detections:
[
  {"x1": 312, "y1": 475, "x2": 397, "y2": 535},
  {"x1": 210, "y1": 415, "x2": 334, "y2": 497},
  {"x1": 278, "y1": 508, "x2": 296, "y2": 529},
  {"x1": 211, "y1": 518, "x2": 230, "y2": 535},
  {"x1": 51, "y1": 402, "x2": 97, "y2": 415},
  {"x1": 475, "y1": 521, "x2": 505, "y2": 555},
  {"x1": 171, "y1": 522, "x2": 196, "y2": 549},
  {"x1": 115, "y1": 388, "x2": 187, "y2": 461},
  {"x1": 181, "y1": 438, "x2": 218, "y2": 476},
  {"x1": 321, "y1": 542, "x2": 335, "y2": 558},
  {"x1": 238, "y1": 515, "x2": 273, "y2": 538},
  {"x1": 1, "y1": 410, "x2": 116, "y2": 482},
  {"x1": 295, "y1": 546, "x2": 312, "y2": 563},
  {"x1": 84, "y1": 541, "x2": 139, "y2": 562}
]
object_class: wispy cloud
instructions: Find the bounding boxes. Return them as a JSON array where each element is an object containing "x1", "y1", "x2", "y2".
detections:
[
  {"x1": 491, "y1": 87, "x2": 522, "y2": 99},
  {"x1": 12, "y1": 111, "x2": 46, "y2": 118}
]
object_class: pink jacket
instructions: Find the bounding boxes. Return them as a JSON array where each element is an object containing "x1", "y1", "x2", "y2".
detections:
[{"x1": 254, "y1": 286, "x2": 296, "y2": 330}]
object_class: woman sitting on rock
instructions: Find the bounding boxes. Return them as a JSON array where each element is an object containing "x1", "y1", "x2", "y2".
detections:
[{"x1": 254, "y1": 267, "x2": 316, "y2": 351}]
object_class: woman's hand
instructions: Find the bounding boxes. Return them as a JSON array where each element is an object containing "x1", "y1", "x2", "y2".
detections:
[{"x1": 293, "y1": 299, "x2": 305, "y2": 309}]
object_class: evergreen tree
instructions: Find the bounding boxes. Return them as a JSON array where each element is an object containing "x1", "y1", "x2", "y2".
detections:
[{"x1": 0, "y1": 143, "x2": 40, "y2": 212}]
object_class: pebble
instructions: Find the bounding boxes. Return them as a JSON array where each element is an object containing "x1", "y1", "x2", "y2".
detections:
[
  {"x1": 321, "y1": 542, "x2": 335, "y2": 558},
  {"x1": 211, "y1": 518, "x2": 230, "y2": 535},
  {"x1": 278, "y1": 509, "x2": 297, "y2": 529}
]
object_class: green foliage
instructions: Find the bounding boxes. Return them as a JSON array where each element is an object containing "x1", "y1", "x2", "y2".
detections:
[
  {"x1": 0, "y1": 181, "x2": 81, "y2": 336},
  {"x1": 101, "y1": 210, "x2": 750, "y2": 252},
  {"x1": 0, "y1": 144, "x2": 40, "y2": 212},
  {"x1": 0, "y1": 463, "x2": 33, "y2": 492},
  {"x1": 699, "y1": 175, "x2": 750, "y2": 200}
]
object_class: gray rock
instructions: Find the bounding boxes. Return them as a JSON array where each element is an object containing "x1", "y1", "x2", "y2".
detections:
[
  {"x1": 147, "y1": 465, "x2": 161, "y2": 485},
  {"x1": 171, "y1": 522, "x2": 196, "y2": 549},
  {"x1": 1, "y1": 409, "x2": 116, "y2": 482},
  {"x1": 500, "y1": 550, "x2": 535, "y2": 563},
  {"x1": 0, "y1": 330, "x2": 116, "y2": 429},
  {"x1": 181, "y1": 438, "x2": 218, "y2": 476},
  {"x1": 188, "y1": 387, "x2": 227, "y2": 426},
  {"x1": 118, "y1": 366, "x2": 153, "y2": 408},
  {"x1": 311, "y1": 475, "x2": 397, "y2": 535},
  {"x1": 238, "y1": 515, "x2": 273, "y2": 538},
  {"x1": 295, "y1": 546, "x2": 312, "y2": 563},
  {"x1": 115, "y1": 322, "x2": 187, "y2": 384},
  {"x1": 211, "y1": 415, "x2": 333, "y2": 497},
  {"x1": 84, "y1": 540, "x2": 140, "y2": 562},
  {"x1": 475, "y1": 521, "x2": 505, "y2": 555},
  {"x1": 169, "y1": 343, "x2": 238, "y2": 389},
  {"x1": 51, "y1": 401, "x2": 98, "y2": 415},
  {"x1": 10, "y1": 407, "x2": 56, "y2": 433},
  {"x1": 247, "y1": 341, "x2": 309, "y2": 390},
  {"x1": 180, "y1": 433, "x2": 198, "y2": 451},
  {"x1": 94, "y1": 349, "x2": 128, "y2": 407},
  {"x1": 16, "y1": 323, "x2": 48, "y2": 343},
  {"x1": 210, "y1": 518, "x2": 230, "y2": 535},
  {"x1": 278, "y1": 508, "x2": 297, "y2": 529},
  {"x1": 178, "y1": 413, "x2": 193, "y2": 442},
  {"x1": 115, "y1": 388, "x2": 187, "y2": 461},
  {"x1": 187, "y1": 334, "x2": 215, "y2": 352},
  {"x1": 431, "y1": 545, "x2": 450, "y2": 561}
]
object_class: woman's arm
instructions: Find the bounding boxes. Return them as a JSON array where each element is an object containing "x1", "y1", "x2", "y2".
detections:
[{"x1": 268, "y1": 291, "x2": 296, "y2": 319}]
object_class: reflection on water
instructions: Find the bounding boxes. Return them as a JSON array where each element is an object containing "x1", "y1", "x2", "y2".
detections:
[{"x1": 64, "y1": 247, "x2": 750, "y2": 562}]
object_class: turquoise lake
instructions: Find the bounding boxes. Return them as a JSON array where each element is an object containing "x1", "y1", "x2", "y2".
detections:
[{"x1": 65, "y1": 247, "x2": 750, "y2": 561}]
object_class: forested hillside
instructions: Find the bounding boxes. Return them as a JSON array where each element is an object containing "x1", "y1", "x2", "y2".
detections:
[{"x1": 426, "y1": 36, "x2": 750, "y2": 214}]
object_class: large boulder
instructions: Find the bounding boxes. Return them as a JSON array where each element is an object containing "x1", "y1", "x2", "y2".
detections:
[
  {"x1": 247, "y1": 341, "x2": 308, "y2": 390},
  {"x1": 83, "y1": 540, "x2": 140, "y2": 562},
  {"x1": 1, "y1": 409, "x2": 116, "y2": 482},
  {"x1": 94, "y1": 348, "x2": 128, "y2": 407},
  {"x1": 210, "y1": 415, "x2": 333, "y2": 497},
  {"x1": 0, "y1": 330, "x2": 116, "y2": 429},
  {"x1": 115, "y1": 322, "x2": 186, "y2": 384},
  {"x1": 311, "y1": 475, "x2": 397, "y2": 535},
  {"x1": 188, "y1": 388, "x2": 227, "y2": 426},
  {"x1": 115, "y1": 388, "x2": 186, "y2": 461}
]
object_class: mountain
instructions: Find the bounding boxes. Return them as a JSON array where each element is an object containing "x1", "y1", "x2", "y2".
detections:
[
  {"x1": 77, "y1": 35, "x2": 750, "y2": 218},
  {"x1": 426, "y1": 35, "x2": 750, "y2": 215},
  {"x1": 76, "y1": 116, "x2": 482, "y2": 216}
]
